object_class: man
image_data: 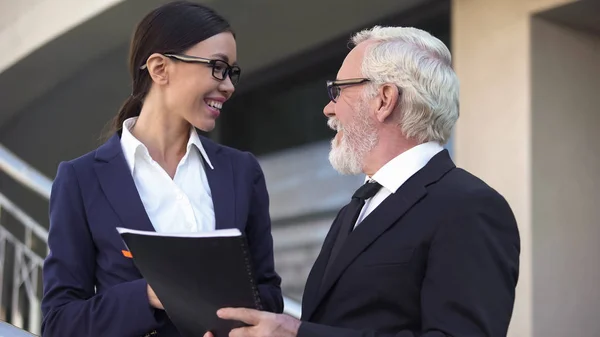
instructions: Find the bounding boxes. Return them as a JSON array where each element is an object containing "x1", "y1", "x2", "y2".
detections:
[{"x1": 210, "y1": 26, "x2": 520, "y2": 337}]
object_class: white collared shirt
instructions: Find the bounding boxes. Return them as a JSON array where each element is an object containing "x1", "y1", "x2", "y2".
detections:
[
  {"x1": 120, "y1": 117, "x2": 215, "y2": 233},
  {"x1": 354, "y1": 141, "x2": 444, "y2": 228}
]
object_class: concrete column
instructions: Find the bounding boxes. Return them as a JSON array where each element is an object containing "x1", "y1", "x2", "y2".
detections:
[
  {"x1": 530, "y1": 17, "x2": 600, "y2": 337},
  {"x1": 452, "y1": 0, "x2": 577, "y2": 336}
]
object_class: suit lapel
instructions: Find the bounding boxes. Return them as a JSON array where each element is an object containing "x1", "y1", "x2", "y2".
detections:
[
  {"x1": 301, "y1": 206, "x2": 348, "y2": 319},
  {"x1": 94, "y1": 134, "x2": 155, "y2": 232},
  {"x1": 199, "y1": 136, "x2": 236, "y2": 230},
  {"x1": 308, "y1": 150, "x2": 455, "y2": 318}
]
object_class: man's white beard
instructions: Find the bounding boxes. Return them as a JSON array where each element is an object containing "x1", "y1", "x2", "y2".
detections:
[{"x1": 328, "y1": 102, "x2": 378, "y2": 175}]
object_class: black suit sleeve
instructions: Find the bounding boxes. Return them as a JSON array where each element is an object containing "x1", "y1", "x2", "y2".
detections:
[
  {"x1": 298, "y1": 189, "x2": 520, "y2": 337},
  {"x1": 244, "y1": 152, "x2": 284, "y2": 314}
]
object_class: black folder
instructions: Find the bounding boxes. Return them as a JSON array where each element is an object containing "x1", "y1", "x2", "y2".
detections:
[{"x1": 117, "y1": 227, "x2": 262, "y2": 337}]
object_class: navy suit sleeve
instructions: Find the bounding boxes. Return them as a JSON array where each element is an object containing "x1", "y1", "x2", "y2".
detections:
[
  {"x1": 298, "y1": 189, "x2": 520, "y2": 337},
  {"x1": 244, "y1": 153, "x2": 284, "y2": 314},
  {"x1": 41, "y1": 161, "x2": 162, "y2": 337}
]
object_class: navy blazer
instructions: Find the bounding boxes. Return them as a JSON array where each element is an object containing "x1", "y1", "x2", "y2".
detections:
[{"x1": 41, "y1": 133, "x2": 283, "y2": 337}]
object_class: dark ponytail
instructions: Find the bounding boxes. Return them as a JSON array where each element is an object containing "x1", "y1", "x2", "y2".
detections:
[{"x1": 103, "y1": 0, "x2": 232, "y2": 139}]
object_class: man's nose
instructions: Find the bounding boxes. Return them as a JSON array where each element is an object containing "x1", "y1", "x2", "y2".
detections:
[{"x1": 323, "y1": 101, "x2": 335, "y2": 118}]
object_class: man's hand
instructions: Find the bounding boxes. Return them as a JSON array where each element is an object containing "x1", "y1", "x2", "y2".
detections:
[{"x1": 203, "y1": 308, "x2": 301, "y2": 337}]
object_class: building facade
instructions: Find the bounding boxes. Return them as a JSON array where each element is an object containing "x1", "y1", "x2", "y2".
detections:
[{"x1": 0, "y1": 0, "x2": 598, "y2": 336}]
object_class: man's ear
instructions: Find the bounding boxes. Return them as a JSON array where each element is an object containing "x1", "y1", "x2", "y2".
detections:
[
  {"x1": 374, "y1": 84, "x2": 400, "y2": 123},
  {"x1": 145, "y1": 53, "x2": 169, "y2": 85}
]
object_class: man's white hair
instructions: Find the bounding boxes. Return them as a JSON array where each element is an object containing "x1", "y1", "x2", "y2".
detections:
[{"x1": 351, "y1": 26, "x2": 459, "y2": 144}]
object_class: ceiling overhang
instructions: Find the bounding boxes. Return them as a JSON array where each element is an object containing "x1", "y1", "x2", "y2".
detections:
[{"x1": 0, "y1": 0, "x2": 437, "y2": 128}]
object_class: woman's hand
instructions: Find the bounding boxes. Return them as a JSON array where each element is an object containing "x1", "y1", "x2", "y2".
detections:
[{"x1": 147, "y1": 284, "x2": 164, "y2": 309}]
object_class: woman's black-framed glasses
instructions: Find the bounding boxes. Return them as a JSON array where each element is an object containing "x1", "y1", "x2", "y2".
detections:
[
  {"x1": 326, "y1": 78, "x2": 370, "y2": 103},
  {"x1": 140, "y1": 53, "x2": 241, "y2": 86}
]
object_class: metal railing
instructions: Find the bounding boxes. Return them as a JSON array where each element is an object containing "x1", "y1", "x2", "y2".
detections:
[
  {"x1": 0, "y1": 143, "x2": 302, "y2": 334},
  {"x1": 0, "y1": 144, "x2": 49, "y2": 335}
]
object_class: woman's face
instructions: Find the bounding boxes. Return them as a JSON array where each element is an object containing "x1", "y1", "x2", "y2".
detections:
[{"x1": 160, "y1": 32, "x2": 238, "y2": 132}]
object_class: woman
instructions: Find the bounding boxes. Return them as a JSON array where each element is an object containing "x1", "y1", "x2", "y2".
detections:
[{"x1": 40, "y1": 2, "x2": 283, "y2": 336}]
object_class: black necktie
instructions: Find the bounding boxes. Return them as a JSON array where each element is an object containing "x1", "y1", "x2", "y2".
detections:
[{"x1": 323, "y1": 180, "x2": 382, "y2": 279}]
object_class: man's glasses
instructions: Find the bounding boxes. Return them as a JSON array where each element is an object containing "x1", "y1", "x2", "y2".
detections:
[
  {"x1": 140, "y1": 53, "x2": 241, "y2": 86},
  {"x1": 326, "y1": 78, "x2": 370, "y2": 103}
]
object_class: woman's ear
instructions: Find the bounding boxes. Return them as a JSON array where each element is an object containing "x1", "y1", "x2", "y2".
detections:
[
  {"x1": 145, "y1": 53, "x2": 169, "y2": 85},
  {"x1": 374, "y1": 84, "x2": 400, "y2": 123}
]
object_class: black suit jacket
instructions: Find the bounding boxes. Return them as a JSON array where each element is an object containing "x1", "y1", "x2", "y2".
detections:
[{"x1": 299, "y1": 150, "x2": 520, "y2": 337}]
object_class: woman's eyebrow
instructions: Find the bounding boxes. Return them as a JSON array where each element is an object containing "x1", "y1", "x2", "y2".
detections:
[{"x1": 211, "y1": 53, "x2": 237, "y2": 66}]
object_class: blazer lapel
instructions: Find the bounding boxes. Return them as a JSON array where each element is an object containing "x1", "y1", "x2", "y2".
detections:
[
  {"x1": 310, "y1": 150, "x2": 456, "y2": 316},
  {"x1": 199, "y1": 136, "x2": 236, "y2": 231},
  {"x1": 94, "y1": 134, "x2": 155, "y2": 232},
  {"x1": 301, "y1": 206, "x2": 348, "y2": 319}
]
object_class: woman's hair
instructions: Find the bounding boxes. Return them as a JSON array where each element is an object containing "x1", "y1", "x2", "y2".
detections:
[{"x1": 107, "y1": 1, "x2": 232, "y2": 136}]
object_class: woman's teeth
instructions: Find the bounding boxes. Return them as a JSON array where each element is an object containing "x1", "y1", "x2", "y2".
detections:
[{"x1": 206, "y1": 100, "x2": 222, "y2": 110}]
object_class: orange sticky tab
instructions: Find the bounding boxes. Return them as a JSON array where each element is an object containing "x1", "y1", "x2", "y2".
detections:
[{"x1": 122, "y1": 250, "x2": 133, "y2": 258}]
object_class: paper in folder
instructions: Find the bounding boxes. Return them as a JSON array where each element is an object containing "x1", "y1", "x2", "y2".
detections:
[{"x1": 116, "y1": 227, "x2": 262, "y2": 337}]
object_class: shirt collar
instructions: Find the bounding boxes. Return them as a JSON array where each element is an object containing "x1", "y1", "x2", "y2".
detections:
[
  {"x1": 367, "y1": 141, "x2": 444, "y2": 193},
  {"x1": 120, "y1": 117, "x2": 214, "y2": 174},
  {"x1": 120, "y1": 117, "x2": 145, "y2": 174},
  {"x1": 186, "y1": 124, "x2": 214, "y2": 169}
]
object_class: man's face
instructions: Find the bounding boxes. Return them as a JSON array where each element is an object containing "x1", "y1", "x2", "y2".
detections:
[{"x1": 324, "y1": 41, "x2": 378, "y2": 175}]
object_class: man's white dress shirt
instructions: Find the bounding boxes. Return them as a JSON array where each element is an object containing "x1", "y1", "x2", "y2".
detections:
[
  {"x1": 120, "y1": 117, "x2": 215, "y2": 233},
  {"x1": 354, "y1": 141, "x2": 444, "y2": 228}
]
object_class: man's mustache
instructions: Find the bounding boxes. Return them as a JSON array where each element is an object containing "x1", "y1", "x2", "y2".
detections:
[{"x1": 327, "y1": 118, "x2": 341, "y2": 132}]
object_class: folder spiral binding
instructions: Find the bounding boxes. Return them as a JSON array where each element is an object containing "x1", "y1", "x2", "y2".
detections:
[{"x1": 240, "y1": 235, "x2": 263, "y2": 311}]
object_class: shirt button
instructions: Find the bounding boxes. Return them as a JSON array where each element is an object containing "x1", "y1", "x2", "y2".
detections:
[{"x1": 176, "y1": 193, "x2": 183, "y2": 200}]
